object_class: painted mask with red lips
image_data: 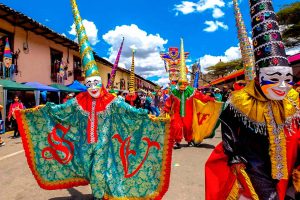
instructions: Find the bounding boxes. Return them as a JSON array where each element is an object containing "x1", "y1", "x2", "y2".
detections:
[
  {"x1": 85, "y1": 76, "x2": 102, "y2": 98},
  {"x1": 259, "y1": 67, "x2": 293, "y2": 100}
]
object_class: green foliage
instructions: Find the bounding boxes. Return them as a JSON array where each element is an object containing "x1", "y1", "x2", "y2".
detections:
[
  {"x1": 277, "y1": 2, "x2": 300, "y2": 47},
  {"x1": 206, "y1": 59, "x2": 243, "y2": 76}
]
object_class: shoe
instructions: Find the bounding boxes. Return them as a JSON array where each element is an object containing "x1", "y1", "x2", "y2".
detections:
[
  {"x1": 173, "y1": 143, "x2": 181, "y2": 149},
  {"x1": 187, "y1": 141, "x2": 194, "y2": 147},
  {"x1": 0, "y1": 142, "x2": 5, "y2": 146}
]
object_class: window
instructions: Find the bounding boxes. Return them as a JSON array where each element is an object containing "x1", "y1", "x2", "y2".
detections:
[
  {"x1": 50, "y1": 48, "x2": 63, "y2": 82},
  {"x1": 73, "y1": 56, "x2": 84, "y2": 81}
]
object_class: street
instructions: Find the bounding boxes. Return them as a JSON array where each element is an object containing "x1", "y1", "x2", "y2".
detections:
[{"x1": 0, "y1": 130, "x2": 221, "y2": 200}]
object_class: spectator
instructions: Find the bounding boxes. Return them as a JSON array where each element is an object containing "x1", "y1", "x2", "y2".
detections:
[
  {"x1": 214, "y1": 88, "x2": 222, "y2": 102},
  {"x1": 152, "y1": 92, "x2": 161, "y2": 117},
  {"x1": 221, "y1": 85, "x2": 230, "y2": 102},
  {"x1": 140, "y1": 93, "x2": 146, "y2": 109},
  {"x1": 8, "y1": 95, "x2": 24, "y2": 138},
  {"x1": 145, "y1": 92, "x2": 153, "y2": 114}
]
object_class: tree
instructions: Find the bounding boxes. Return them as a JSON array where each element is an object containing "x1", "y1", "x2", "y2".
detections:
[
  {"x1": 206, "y1": 59, "x2": 243, "y2": 77},
  {"x1": 277, "y1": 2, "x2": 300, "y2": 47}
]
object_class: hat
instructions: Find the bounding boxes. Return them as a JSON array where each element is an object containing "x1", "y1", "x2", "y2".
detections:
[
  {"x1": 214, "y1": 88, "x2": 220, "y2": 92},
  {"x1": 233, "y1": 0, "x2": 255, "y2": 81},
  {"x1": 178, "y1": 38, "x2": 188, "y2": 84},
  {"x1": 128, "y1": 49, "x2": 136, "y2": 92},
  {"x1": 70, "y1": 0, "x2": 100, "y2": 78},
  {"x1": 107, "y1": 37, "x2": 124, "y2": 90},
  {"x1": 250, "y1": 0, "x2": 289, "y2": 70}
]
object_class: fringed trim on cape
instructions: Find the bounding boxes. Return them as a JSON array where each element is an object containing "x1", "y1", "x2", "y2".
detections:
[
  {"x1": 228, "y1": 99, "x2": 300, "y2": 137},
  {"x1": 228, "y1": 102, "x2": 267, "y2": 135}
]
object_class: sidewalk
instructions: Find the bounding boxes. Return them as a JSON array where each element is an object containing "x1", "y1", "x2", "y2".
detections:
[{"x1": 0, "y1": 131, "x2": 23, "y2": 158}]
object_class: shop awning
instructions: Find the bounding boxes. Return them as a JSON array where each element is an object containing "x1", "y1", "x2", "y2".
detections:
[
  {"x1": 67, "y1": 80, "x2": 87, "y2": 91},
  {"x1": 49, "y1": 84, "x2": 80, "y2": 93},
  {"x1": 24, "y1": 82, "x2": 59, "y2": 92},
  {"x1": 0, "y1": 79, "x2": 35, "y2": 90}
]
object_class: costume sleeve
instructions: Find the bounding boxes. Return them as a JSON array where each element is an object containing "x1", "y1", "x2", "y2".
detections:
[
  {"x1": 220, "y1": 106, "x2": 246, "y2": 165},
  {"x1": 41, "y1": 99, "x2": 78, "y2": 125}
]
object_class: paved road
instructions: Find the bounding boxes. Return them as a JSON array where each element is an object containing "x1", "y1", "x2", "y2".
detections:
[{"x1": 0, "y1": 130, "x2": 221, "y2": 200}]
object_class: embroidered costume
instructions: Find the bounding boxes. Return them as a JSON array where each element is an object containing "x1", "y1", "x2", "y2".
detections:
[
  {"x1": 15, "y1": 0, "x2": 172, "y2": 199},
  {"x1": 163, "y1": 38, "x2": 217, "y2": 148},
  {"x1": 205, "y1": 0, "x2": 300, "y2": 199}
]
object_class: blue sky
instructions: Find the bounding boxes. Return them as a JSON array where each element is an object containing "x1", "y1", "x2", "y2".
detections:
[{"x1": 1, "y1": 0, "x2": 299, "y2": 85}]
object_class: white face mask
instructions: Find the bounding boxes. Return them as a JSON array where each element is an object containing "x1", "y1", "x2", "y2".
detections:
[
  {"x1": 85, "y1": 76, "x2": 102, "y2": 98},
  {"x1": 259, "y1": 67, "x2": 293, "y2": 100}
]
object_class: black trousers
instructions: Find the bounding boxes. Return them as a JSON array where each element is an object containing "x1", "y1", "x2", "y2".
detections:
[{"x1": 11, "y1": 118, "x2": 19, "y2": 137}]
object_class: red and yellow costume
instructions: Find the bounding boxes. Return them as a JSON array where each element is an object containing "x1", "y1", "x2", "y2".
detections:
[{"x1": 164, "y1": 85, "x2": 214, "y2": 143}]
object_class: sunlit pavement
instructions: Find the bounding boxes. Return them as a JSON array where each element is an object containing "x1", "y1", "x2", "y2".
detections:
[{"x1": 0, "y1": 129, "x2": 221, "y2": 200}]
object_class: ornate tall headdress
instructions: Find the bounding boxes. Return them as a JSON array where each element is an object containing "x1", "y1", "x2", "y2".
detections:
[
  {"x1": 70, "y1": 0, "x2": 100, "y2": 78},
  {"x1": 128, "y1": 49, "x2": 135, "y2": 92},
  {"x1": 107, "y1": 37, "x2": 125, "y2": 90},
  {"x1": 249, "y1": 0, "x2": 290, "y2": 71},
  {"x1": 233, "y1": 0, "x2": 255, "y2": 81},
  {"x1": 179, "y1": 38, "x2": 188, "y2": 83}
]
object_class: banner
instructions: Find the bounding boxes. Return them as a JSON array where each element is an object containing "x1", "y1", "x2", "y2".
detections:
[{"x1": 192, "y1": 99, "x2": 223, "y2": 143}]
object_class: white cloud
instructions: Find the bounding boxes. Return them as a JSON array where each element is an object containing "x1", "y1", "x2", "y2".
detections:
[
  {"x1": 174, "y1": 0, "x2": 225, "y2": 18},
  {"x1": 69, "y1": 19, "x2": 100, "y2": 45},
  {"x1": 199, "y1": 45, "x2": 241, "y2": 73},
  {"x1": 174, "y1": 1, "x2": 198, "y2": 15},
  {"x1": 203, "y1": 20, "x2": 228, "y2": 32},
  {"x1": 102, "y1": 24, "x2": 168, "y2": 80},
  {"x1": 155, "y1": 75, "x2": 170, "y2": 87},
  {"x1": 212, "y1": 8, "x2": 224, "y2": 18}
]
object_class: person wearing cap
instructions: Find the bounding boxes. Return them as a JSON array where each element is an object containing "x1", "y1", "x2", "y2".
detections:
[
  {"x1": 221, "y1": 85, "x2": 230, "y2": 102},
  {"x1": 14, "y1": 1, "x2": 172, "y2": 199},
  {"x1": 213, "y1": 88, "x2": 222, "y2": 102},
  {"x1": 206, "y1": 0, "x2": 300, "y2": 199},
  {"x1": 164, "y1": 38, "x2": 215, "y2": 149}
]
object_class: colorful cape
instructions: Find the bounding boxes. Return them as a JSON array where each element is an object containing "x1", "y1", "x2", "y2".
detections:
[{"x1": 16, "y1": 94, "x2": 172, "y2": 199}]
